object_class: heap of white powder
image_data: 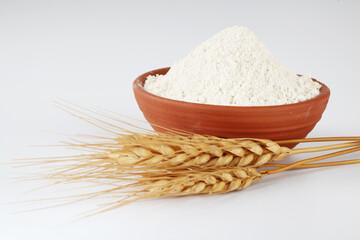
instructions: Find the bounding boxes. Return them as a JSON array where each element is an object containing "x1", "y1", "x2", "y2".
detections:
[{"x1": 144, "y1": 26, "x2": 321, "y2": 106}]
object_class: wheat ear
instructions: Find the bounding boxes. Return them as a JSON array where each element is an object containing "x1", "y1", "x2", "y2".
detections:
[
  {"x1": 15, "y1": 102, "x2": 360, "y2": 215},
  {"x1": 27, "y1": 150, "x2": 359, "y2": 216},
  {"x1": 38, "y1": 101, "x2": 359, "y2": 170},
  {"x1": 40, "y1": 132, "x2": 359, "y2": 173}
]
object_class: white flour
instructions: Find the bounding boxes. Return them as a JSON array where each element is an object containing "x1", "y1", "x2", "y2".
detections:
[{"x1": 144, "y1": 26, "x2": 321, "y2": 106}]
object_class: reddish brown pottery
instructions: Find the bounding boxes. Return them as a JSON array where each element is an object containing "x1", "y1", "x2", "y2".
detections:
[{"x1": 133, "y1": 67, "x2": 330, "y2": 148}]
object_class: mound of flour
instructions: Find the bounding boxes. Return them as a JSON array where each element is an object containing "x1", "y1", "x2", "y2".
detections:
[{"x1": 144, "y1": 26, "x2": 321, "y2": 106}]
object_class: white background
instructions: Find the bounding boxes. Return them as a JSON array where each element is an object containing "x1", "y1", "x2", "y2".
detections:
[{"x1": 1, "y1": 0, "x2": 360, "y2": 239}]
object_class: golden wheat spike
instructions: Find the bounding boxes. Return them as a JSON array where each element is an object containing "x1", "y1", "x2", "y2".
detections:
[
  {"x1": 47, "y1": 101, "x2": 360, "y2": 171},
  {"x1": 99, "y1": 133, "x2": 292, "y2": 168},
  {"x1": 15, "y1": 102, "x2": 360, "y2": 216},
  {"x1": 87, "y1": 132, "x2": 360, "y2": 170},
  {"x1": 143, "y1": 167, "x2": 263, "y2": 197}
]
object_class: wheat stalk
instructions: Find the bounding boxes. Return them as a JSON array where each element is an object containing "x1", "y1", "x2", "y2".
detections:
[
  {"x1": 26, "y1": 148, "x2": 359, "y2": 216},
  {"x1": 18, "y1": 138, "x2": 360, "y2": 212},
  {"x1": 14, "y1": 102, "x2": 360, "y2": 216},
  {"x1": 17, "y1": 103, "x2": 360, "y2": 177},
  {"x1": 38, "y1": 131, "x2": 359, "y2": 178},
  {"x1": 106, "y1": 134, "x2": 360, "y2": 169},
  {"x1": 38, "y1": 101, "x2": 359, "y2": 171}
]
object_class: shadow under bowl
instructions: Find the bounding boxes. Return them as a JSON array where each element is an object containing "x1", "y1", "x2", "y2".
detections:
[{"x1": 133, "y1": 67, "x2": 330, "y2": 148}]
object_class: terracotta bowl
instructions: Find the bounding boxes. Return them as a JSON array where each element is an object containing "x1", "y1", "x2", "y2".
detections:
[{"x1": 133, "y1": 67, "x2": 330, "y2": 148}]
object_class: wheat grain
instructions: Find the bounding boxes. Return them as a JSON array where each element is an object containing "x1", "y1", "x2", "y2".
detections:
[
  {"x1": 15, "y1": 103, "x2": 360, "y2": 216},
  {"x1": 30, "y1": 148, "x2": 360, "y2": 215},
  {"x1": 81, "y1": 132, "x2": 360, "y2": 171},
  {"x1": 142, "y1": 167, "x2": 263, "y2": 197},
  {"x1": 45, "y1": 101, "x2": 360, "y2": 171},
  {"x1": 99, "y1": 133, "x2": 292, "y2": 169}
]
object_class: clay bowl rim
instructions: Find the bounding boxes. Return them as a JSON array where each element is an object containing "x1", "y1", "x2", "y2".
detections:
[{"x1": 133, "y1": 67, "x2": 330, "y2": 110}]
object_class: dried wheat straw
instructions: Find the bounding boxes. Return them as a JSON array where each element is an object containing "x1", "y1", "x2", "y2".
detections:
[
  {"x1": 15, "y1": 102, "x2": 360, "y2": 215},
  {"x1": 38, "y1": 101, "x2": 360, "y2": 171},
  {"x1": 26, "y1": 147, "x2": 359, "y2": 216}
]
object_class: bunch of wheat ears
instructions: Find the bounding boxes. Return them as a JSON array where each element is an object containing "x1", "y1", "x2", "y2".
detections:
[{"x1": 17, "y1": 103, "x2": 360, "y2": 215}]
